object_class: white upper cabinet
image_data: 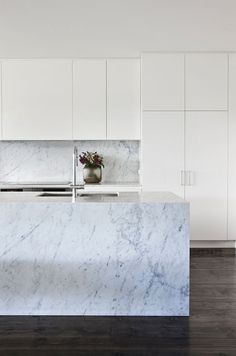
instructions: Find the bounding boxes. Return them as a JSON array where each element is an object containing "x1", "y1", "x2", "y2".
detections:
[
  {"x1": 185, "y1": 54, "x2": 228, "y2": 111},
  {"x1": 73, "y1": 60, "x2": 106, "y2": 140},
  {"x1": 142, "y1": 111, "x2": 185, "y2": 198},
  {"x1": 228, "y1": 54, "x2": 236, "y2": 240},
  {"x1": 2, "y1": 60, "x2": 73, "y2": 140},
  {"x1": 107, "y1": 59, "x2": 140, "y2": 140},
  {"x1": 185, "y1": 112, "x2": 228, "y2": 241},
  {"x1": 142, "y1": 53, "x2": 185, "y2": 111},
  {"x1": 1, "y1": 58, "x2": 141, "y2": 141}
]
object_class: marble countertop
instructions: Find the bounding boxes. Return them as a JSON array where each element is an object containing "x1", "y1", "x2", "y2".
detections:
[
  {"x1": 0, "y1": 191, "x2": 186, "y2": 203},
  {"x1": 0, "y1": 181, "x2": 141, "y2": 188},
  {"x1": 0, "y1": 182, "x2": 72, "y2": 189},
  {"x1": 0, "y1": 189, "x2": 189, "y2": 316}
]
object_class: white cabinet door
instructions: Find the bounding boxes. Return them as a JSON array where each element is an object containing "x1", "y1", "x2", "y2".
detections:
[
  {"x1": 0, "y1": 61, "x2": 2, "y2": 140},
  {"x1": 142, "y1": 112, "x2": 185, "y2": 198},
  {"x1": 107, "y1": 59, "x2": 140, "y2": 140},
  {"x1": 185, "y1": 54, "x2": 228, "y2": 111},
  {"x1": 2, "y1": 60, "x2": 73, "y2": 140},
  {"x1": 73, "y1": 60, "x2": 106, "y2": 140},
  {"x1": 228, "y1": 54, "x2": 236, "y2": 240},
  {"x1": 185, "y1": 112, "x2": 227, "y2": 241},
  {"x1": 142, "y1": 53, "x2": 184, "y2": 111}
]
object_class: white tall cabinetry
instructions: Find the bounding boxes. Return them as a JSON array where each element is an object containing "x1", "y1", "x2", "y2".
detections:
[
  {"x1": 142, "y1": 112, "x2": 184, "y2": 197},
  {"x1": 2, "y1": 60, "x2": 73, "y2": 140},
  {"x1": 0, "y1": 62, "x2": 2, "y2": 140},
  {"x1": 142, "y1": 52, "x2": 229, "y2": 241},
  {"x1": 142, "y1": 53, "x2": 184, "y2": 110},
  {"x1": 185, "y1": 54, "x2": 228, "y2": 111},
  {"x1": 185, "y1": 112, "x2": 228, "y2": 241},
  {"x1": 228, "y1": 55, "x2": 236, "y2": 240}
]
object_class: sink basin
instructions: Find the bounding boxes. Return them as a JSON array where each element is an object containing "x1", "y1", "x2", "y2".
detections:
[
  {"x1": 38, "y1": 192, "x2": 72, "y2": 197},
  {"x1": 78, "y1": 193, "x2": 119, "y2": 197},
  {"x1": 38, "y1": 192, "x2": 119, "y2": 198}
]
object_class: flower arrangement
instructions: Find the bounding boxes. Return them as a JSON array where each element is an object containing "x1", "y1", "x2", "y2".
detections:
[{"x1": 79, "y1": 151, "x2": 104, "y2": 168}]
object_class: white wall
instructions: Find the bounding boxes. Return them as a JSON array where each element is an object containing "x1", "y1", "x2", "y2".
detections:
[{"x1": 0, "y1": 0, "x2": 236, "y2": 58}]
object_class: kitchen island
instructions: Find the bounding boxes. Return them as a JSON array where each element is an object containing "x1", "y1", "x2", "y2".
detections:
[{"x1": 0, "y1": 192, "x2": 189, "y2": 316}]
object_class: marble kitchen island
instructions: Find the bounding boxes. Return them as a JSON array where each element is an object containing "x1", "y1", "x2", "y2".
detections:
[{"x1": 0, "y1": 192, "x2": 189, "y2": 316}]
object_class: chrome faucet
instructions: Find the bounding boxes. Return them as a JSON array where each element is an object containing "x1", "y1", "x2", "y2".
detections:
[
  {"x1": 72, "y1": 146, "x2": 79, "y2": 187},
  {"x1": 71, "y1": 146, "x2": 84, "y2": 202},
  {"x1": 72, "y1": 146, "x2": 79, "y2": 202}
]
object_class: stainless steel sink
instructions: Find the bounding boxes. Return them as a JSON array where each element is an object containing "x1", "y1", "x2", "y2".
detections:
[
  {"x1": 38, "y1": 192, "x2": 119, "y2": 197},
  {"x1": 78, "y1": 193, "x2": 119, "y2": 197},
  {"x1": 38, "y1": 192, "x2": 72, "y2": 197}
]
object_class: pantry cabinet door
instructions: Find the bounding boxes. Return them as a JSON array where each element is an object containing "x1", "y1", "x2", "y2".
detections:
[
  {"x1": 142, "y1": 111, "x2": 185, "y2": 198},
  {"x1": 185, "y1": 53, "x2": 228, "y2": 110},
  {"x1": 107, "y1": 59, "x2": 140, "y2": 140},
  {"x1": 0, "y1": 62, "x2": 2, "y2": 140},
  {"x1": 228, "y1": 54, "x2": 236, "y2": 240},
  {"x1": 185, "y1": 112, "x2": 228, "y2": 241},
  {"x1": 73, "y1": 60, "x2": 106, "y2": 140},
  {"x1": 2, "y1": 60, "x2": 73, "y2": 140},
  {"x1": 142, "y1": 53, "x2": 185, "y2": 111}
]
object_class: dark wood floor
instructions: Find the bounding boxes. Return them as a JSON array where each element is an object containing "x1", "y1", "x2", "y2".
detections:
[{"x1": 1, "y1": 254, "x2": 236, "y2": 355}]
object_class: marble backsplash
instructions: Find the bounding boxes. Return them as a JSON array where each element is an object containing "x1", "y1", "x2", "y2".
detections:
[{"x1": 0, "y1": 141, "x2": 140, "y2": 183}]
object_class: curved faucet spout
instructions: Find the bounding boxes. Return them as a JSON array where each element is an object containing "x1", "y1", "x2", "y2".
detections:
[
  {"x1": 72, "y1": 146, "x2": 79, "y2": 202},
  {"x1": 73, "y1": 146, "x2": 79, "y2": 186}
]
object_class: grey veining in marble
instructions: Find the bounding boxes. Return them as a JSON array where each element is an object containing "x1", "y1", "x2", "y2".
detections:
[
  {"x1": 0, "y1": 194, "x2": 189, "y2": 316},
  {"x1": 0, "y1": 140, "x2": 140, "y2": 183}
]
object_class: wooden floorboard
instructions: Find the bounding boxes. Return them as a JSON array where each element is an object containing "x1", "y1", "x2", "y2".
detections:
[
  {"x1": 0, "y1": 254, "x2": 236, "y2": 355},
  {"x1": 191, "y1": 256, "x2": 236, "y2": 269},
  {"x1": 190, "y1": 248, "x2": 236, "y2": 257}
]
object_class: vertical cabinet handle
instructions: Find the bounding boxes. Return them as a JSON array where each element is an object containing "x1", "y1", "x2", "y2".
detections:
[
  {"x1": 186, "y1": 170, "x2": 194, "y2": 186},
  {"x1": 189, "y1": 170, "x2": 194, "y2": 186},
  {"x1": 181, "y1": 170, "x2": 194, "y2": 186}
]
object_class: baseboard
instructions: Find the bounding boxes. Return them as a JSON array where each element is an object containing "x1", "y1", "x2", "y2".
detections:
[
  {"x1": 191, "y1": 240, "x2": 236, "y2": 248},
  {"x1": 190, "y1": 248, "x2": 236, "y2": 257},
  {"x1": 190, "y1": 240, "x2": 236, "y2": 256}
]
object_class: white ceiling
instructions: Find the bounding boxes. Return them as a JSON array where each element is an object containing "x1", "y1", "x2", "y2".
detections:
[{"x1": 0, "y1": 0, "x2": 235, "y2": 57}]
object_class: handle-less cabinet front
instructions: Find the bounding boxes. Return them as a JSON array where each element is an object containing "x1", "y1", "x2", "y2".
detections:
[
  {"x1": 142, "y1": 53, "x2": 185, "y2": 111},
  {"x1": 185, "y1": 54, "x2": 228, "y2": 111},
  {"x1": 1, "y1": 58, "x2": 141, "y2": 141},
  {"x1": 228, "y1": 54, "x2": 236, "y2": 240},
  {"x1": 73, "y1": 60, "x2": 107, "y2": 140},
  {"x1": 185, "y1": 112, "x2": 228, "y2": 241},
  {"x1": 2, "y1": 60, "x2": 73, "y2": 140},
  {"x1": 0, "y1": 62, "x2": 2, "y2": 140},
  {"x1": 107, "y1": 59, "x2": 140, "y2": 140},
  {"x1": 142, "y1": 112, "x2": 185, "y2": 198}
]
